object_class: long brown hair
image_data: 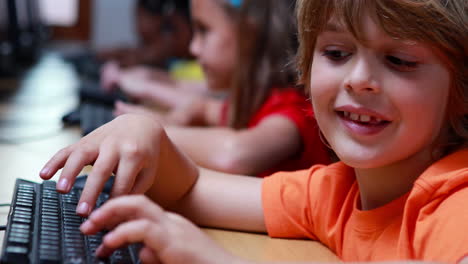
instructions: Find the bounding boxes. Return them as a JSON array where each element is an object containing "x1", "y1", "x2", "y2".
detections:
[
  {"x1": 297, "y1": 0, "x2": 468, "y2": 154},
  {"x1": 218, "y1": 0, "x2": 299, "y2": 129}
]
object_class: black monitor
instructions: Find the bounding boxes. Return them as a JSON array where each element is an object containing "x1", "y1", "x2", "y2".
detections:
[
  {"x1": 0, "y1": 0, "x2": 43, "y2": 76},
  {"x1": 12, "y1": 0, "x2": 43, "y2": 63},
  {"x1": 0, "y1": 0, "x2": 15, "y2": 76}
]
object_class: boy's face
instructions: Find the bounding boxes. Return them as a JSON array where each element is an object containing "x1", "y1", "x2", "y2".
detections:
[
  {"x1": 189, "y1": 0, "x2": 237, "y2": 91},
  {"x1": 309, "y1": 14, "x2": 451, "y2": 169}
]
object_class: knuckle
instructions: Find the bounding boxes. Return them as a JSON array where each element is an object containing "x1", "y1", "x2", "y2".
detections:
[
  {"x1": 120, "y1": 142, "x2": 145, "y2": 160},
  {"x1": 57, "y1": 146, "x2": 71, "y2": 157},
  {"x1": 165, "y1": 212, "x2": 184, "y2": 223},
  {"x1": 77, "y1": 144, "x2": 96, "y2": 158},
  {"x1": 139, "y1": 219, "x2": 155, "y2": 233}
]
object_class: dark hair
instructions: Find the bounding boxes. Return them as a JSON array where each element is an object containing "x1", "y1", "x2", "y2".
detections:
[
  {"x1": 226, "y1": 0, "x2": 300, "y2": 129},
  {"x1": 296, "y1": 0, "x2": 468, "y2": 154},
  {"x1": 138, "y1": 0, "x2": 190, "y2": 19}
]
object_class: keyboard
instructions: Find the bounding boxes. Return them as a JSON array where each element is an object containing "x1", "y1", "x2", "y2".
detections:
[
  {"x1": 0, "y1": 179, "x2": 141, "y2": 264},
  {"x1": 62, "y1": 81, "x2": 127, "y2": 136},
  {"x1": 79, "y1": 103, "x2": 115, "y2": 136},
  {"x1": 78, "y1": 81, "x2": 127, "y2": 107}
]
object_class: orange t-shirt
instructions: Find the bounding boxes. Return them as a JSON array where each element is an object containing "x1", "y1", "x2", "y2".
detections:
[{"x1": 262, "y1": 149, "x2": 468, "y2": 262}]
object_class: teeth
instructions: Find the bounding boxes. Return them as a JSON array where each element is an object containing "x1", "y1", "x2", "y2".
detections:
[
  {"x1": 359, "y1": 115, "x2": 371, "y2": 122},
  {"x1": 342, "y1": 111, "x2": 385, "y2": 123}
]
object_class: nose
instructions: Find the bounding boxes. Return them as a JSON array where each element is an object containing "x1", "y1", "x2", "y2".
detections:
[
  {"x1": 344, "y1": 56, "x2": 381, "y2": 94},
  {"x1": 189, "y1": 34, "x2": 201, "y2": 58}
]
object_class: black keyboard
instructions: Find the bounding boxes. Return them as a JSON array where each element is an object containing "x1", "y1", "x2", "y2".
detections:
[
  {"x1": 79, "y1": 103, "x2": 115, "y2": 136},
  {"x1": 1, "y1": 179, "x2": 141, "y2": 264},
  {"x1": 62, "y1": 80, "x2": 127, "y2": 136},
  {"x1": 78, "y1": 81, "x2": 127, "y2": 107}
]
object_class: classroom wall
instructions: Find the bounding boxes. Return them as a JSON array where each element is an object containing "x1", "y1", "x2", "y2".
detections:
[{"x1": 91, "y1": 0, "x2": 138, "y2": 50}]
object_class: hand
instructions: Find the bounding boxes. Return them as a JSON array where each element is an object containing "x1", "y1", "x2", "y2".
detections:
[
  {"x1": 80, "y1": 195, "x2": 241, "y2": 264},
  {"x1": 100, "y1": 61, "x2": 121, "y2": 92},
  {"x1": 118, "y1": 67, "x2": 171, "y2": 100},
  {"x1": 114, "y1": 98, "x2": 206, "y2": 127},
  {"x1": 40, "y1": 114, "x2": 164, "y2": 216},
  {"x1": 113, "y1": 101, "x2": 167, "y2": 124},
  {"x1": 164, "y1": 95, "x2": 207, "y2": 126}
]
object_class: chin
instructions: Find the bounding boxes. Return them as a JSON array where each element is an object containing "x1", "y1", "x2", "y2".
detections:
[{"x1": 334, "y1": 146, "x2": 398, "y2": 169}]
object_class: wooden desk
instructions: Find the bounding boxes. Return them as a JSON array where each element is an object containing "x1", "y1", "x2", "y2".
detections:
[
  {"x1": 206, "y1": 229, "x2": 338, "y2": 262},
  {"x1": 0, "y1": 53, "x2": 339, "y2": 262}
]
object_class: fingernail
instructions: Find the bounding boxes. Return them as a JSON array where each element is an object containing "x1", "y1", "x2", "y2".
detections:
[
  {"x1": 76, "y1": 202, "x2": 90, "y2": 215},
  {"x1": 40, "y1": 168, "x2": 50, "y2": 176},
  {"x1": 57, "y1": 179, "x2": 69, "y2": 191}
]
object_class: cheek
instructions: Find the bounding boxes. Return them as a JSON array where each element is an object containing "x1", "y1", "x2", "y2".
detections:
[
  {"x1": 391, "y1": 71, "x2": 450, "y2": 135},
  {"x1": 206, "y1": 37, "x2": 237, "y2": 88},
  {"x1": 309, "y1": 58, "x2": 339, "y2": 112},
  {"x1": 396, "y1": 86, "x2": 449, "y2": 143}
]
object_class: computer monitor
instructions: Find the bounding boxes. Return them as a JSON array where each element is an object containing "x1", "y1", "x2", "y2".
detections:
[
  {"x1": 12, "y1": 0, "x2": 43, "y2": 63},
  {"x1": 0, "y1": 0, "x2": 16, "y2": 76},
  {"x1": 0, "y1": 0, "x2": 43, "y2": 76}
]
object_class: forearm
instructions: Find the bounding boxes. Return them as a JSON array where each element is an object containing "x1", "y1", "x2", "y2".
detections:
[
  {"x1": 174, "y1": 167, "x2": 266, "y2": 232},
  {"x1": 142, "y1": 82, "x2": 188, "y2": 109},
  {"x1": 145, "y1": 129, "x2": 200, "y2": 209},
  {"x1": 164, "y1": 126, "x2": 256, "y2": 174},
  {"x1": 164, "y1": 118, "x2": 300, "y2": 175},
  {"x1": 177, "y1": 80, "x2": 209, "y2": 93}
]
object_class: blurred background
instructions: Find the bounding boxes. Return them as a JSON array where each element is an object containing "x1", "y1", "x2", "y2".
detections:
[{"x1": 0, "y1": 0, "x2": 139, "y2": 142}]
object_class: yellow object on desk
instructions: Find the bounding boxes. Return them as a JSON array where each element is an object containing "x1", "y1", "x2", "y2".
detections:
[{"x1": 169, "y1": 60, "x2": 204, "y2": 81}]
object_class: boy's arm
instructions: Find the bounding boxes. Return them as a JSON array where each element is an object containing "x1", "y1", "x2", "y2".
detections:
[
  {"x1": 165, "y1": 115, "x2": 302, "y2": 175},
  {"x1": 171, "y1": 167, "x2": 266, "y2": 232},
  {"x1": 40, "y1": 114, "x2": 266, "y2": 232}
]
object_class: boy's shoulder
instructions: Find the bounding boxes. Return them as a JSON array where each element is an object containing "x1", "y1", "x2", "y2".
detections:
[
  {"x1": 414, "y1": 148, "x2": 468, "y2": 197},
  {"x1": 266, "y1": 161, "x2": 355, "y2": 188}
]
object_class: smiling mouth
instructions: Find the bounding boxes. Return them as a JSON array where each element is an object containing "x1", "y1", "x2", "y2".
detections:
[{"x1": 337, "y1": 111, "x2": 391, "y2": 126}]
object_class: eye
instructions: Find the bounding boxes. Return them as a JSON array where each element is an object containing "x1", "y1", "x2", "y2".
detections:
[
  {"x1": 193, "y1": 21, "x2": 207, "y2": 35},
  {"x1": 386, "y1": 55, "x2": 418, "y2": 72},
  {"x1": 322, "y1": 49, "x2": 352, "y2": 62}
]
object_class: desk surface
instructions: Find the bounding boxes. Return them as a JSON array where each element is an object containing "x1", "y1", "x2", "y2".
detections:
[{"x1": 0, "y1": 53, "x2": 339, "y2": 262}]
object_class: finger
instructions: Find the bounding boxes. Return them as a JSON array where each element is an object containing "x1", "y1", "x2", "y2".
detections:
[
  {"x1": 110, "y1": 146, "x2": 146, "y2": 198},
  {"x1": 80, "y1": 195, "x2": 164, "y2": 235},
  {"x1": 129, "y1": 168, "x2": 156, "y2": 195},
  {"x1": 96, "y1": 219, "x2": 164, "y2": 258},
  {"x1": 112, "y1": 108, "x2": 123, "y2": 117},
  {"x1": 56, "y1": 145, "x2": 99, "y2": 193},
  {"x1": 76, "y1": 150, "x2": 119, "y2": 216},
  {"x1": 116, "y1": 102, "x2": 146, "y2": 115},
  {"x1": 40, "y1": 146, "x2": 73, "y2": 180},
  {"x1": 114, "y1": 101, "x2": 131, "y2": 113},
  {"x1": 139, "y1": 246, "x2": 160, "y2": 264}
]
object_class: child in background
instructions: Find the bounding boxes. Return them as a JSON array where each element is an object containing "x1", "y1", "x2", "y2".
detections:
[
  {"x1": 40, "y1": 0, "x2": 468, "y2": 263},
  {"x1": 105, "y1": 0, "x2": 330, "y2": 176},
  {"x1": 98, "y1": 0, "x2": 193, "y2": 68},
  {"x1": 99, "y1": 0, "x2": 203, "y2": 96}
]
